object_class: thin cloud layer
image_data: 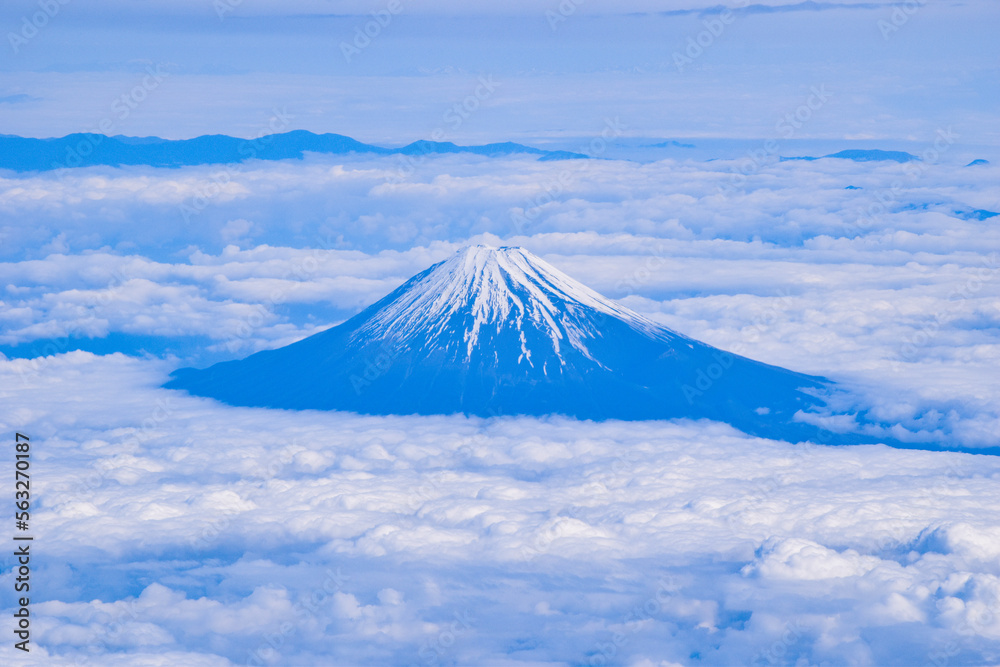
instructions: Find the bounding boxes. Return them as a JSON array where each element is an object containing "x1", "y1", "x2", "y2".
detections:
[{"x1": 0, "y1": 0, "x2": 944, "y2": 18}]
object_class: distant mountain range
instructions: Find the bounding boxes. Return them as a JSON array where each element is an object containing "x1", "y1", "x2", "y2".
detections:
[
  {"x1": 645, "y1": 140, "x2": 696, "y2": 149},
  {"x1": 781, "y1": 149, "x2": 920, "y2": 163},
  {"x1": 3, "y1": 132, "x2": 976, "y2": 172},
  {"x1": 3, "y1": 131, "x2": 967, "y2": 172},
  {"x1": 0, "y1": 130, "x2": 587, "y2": 172},
  {"x1": 168, "y1": 245, "x2": 903, "y2": 447}
]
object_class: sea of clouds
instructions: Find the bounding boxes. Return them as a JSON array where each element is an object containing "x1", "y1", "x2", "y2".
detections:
[{"x1": 1, "y1": 151, "x2": 999, "y2": 664}]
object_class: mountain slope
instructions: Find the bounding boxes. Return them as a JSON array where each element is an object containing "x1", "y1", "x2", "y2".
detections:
[{"x1": 166, "y1": 246, "x2": 866, "y2": 444}]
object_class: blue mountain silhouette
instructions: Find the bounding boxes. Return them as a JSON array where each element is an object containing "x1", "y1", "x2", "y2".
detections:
[
  {"x1": 0, "y1": 131, "x2": 586, "y2": 172},
  {"x1": 166, "y1": 245, "x2": 906, "y2": 447},
  {"x1": 782, "y1": 149, "x2": 920, "y2": 163}
]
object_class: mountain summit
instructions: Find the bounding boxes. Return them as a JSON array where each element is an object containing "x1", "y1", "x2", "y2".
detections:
[
  {"x1": 167, "y1": 245, "x2": 846, "y2": 442},
  {"x1": 353, "y1": 245, "x2": 673, "y2": 369}
]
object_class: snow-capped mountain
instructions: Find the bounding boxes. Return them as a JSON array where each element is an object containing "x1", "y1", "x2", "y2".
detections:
[
  {"x1": 167, "y1": 245, "x2": 850, "y2": 443},
  {"x1": 354, "y1": 245, "x2": 675, "y2": 369}
]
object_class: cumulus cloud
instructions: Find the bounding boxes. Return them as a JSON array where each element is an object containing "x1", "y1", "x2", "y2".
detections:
[
  {"x1": 1, "y1": 141, "x2": 999, "y2": 663},
  {"x1": 3, "y1": 153, "x2": 997, "y2": 261},
  {"x1": 2, "y1": 352, "x2": 1000, "y2": 664},
  {"x1": 1, "y1": 154, "x2": 998, "y2": 445}
]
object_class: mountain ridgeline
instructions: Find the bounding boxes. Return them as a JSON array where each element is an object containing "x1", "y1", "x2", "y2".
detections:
[
  {"x1": 0, "y1": 131, "x2": 586, "y2": 172},
  {"x1": 167, "y1": 245, "x2": 885, "y2": 446}
]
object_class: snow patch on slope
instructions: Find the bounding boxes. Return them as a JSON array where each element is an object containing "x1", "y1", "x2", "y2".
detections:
[{"x1": 353, "y1": 245, "x2": 675, "y2": 363}]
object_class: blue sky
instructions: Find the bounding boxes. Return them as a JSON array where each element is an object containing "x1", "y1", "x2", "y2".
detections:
[{"x1": 1, "y1": 0, "x2": 997, "y2": 146}]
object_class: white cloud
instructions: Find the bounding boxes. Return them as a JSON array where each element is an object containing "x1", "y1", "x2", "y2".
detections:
[
  {"x1": 745, "y1": 537, "x2": 884, "y2": 580},
  {"x1": 2, "y1": 352, "x2": 1000, "y2": 664},
  {"x1": 3, "y1": 154, "x2": 998, "y2": 444},
  {"x1": 1, "y1": 144, "x2": 1000, "y2": 663}
]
